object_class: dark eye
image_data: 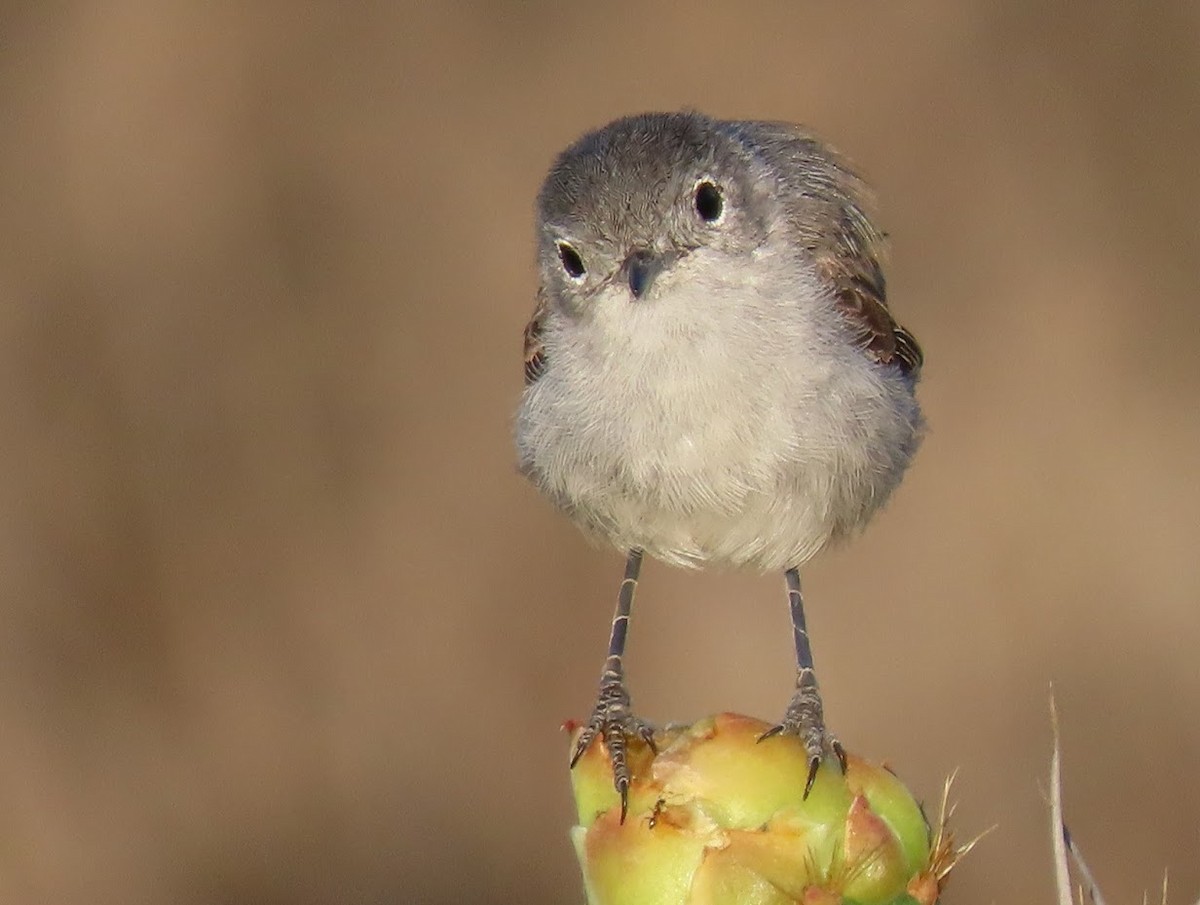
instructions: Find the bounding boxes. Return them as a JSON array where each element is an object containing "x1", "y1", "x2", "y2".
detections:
[
  {"x1": 694, "y1": 181, "x2": 723, "y2": 222},
  {"x1": 557, "y1": 242, "x2": 586, "y2": 278}
]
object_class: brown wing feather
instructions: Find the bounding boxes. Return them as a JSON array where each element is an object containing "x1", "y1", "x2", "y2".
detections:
[
  {"x1": 522, "y1": 290, "x2": 548, "y2": 385},
  {"x1": 820, "y1": 242, "x2": 923, "y2": 378}
]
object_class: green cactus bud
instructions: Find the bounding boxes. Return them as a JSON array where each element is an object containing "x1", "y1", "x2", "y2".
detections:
[{"x1": 570, "y1": 713, "x2": 963, "y2": 905}]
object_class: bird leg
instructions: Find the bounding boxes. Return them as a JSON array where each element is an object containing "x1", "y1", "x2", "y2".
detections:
[
  {"x1": 569, "y1": 548, "x2": 656, "y2": 822},
  {"x1": 760, "y1": 567, "x2": 846, "y2": 797}
]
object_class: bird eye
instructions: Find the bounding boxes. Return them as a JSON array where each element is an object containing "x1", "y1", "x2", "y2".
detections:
[
  {"x1": 557, "y1": 242, "x2": 586, "y2": 279},
  {"x1": 693, "y1": 181, "x2": 724, "y2": 222}
]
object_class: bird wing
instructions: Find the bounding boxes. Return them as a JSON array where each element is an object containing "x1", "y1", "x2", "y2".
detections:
[
  {"x1": 819, "y1": 248, "x2": 924, "y2": 377},
  {"x1": 522, "y1": 289, "x2": 548, "y2": 385}
]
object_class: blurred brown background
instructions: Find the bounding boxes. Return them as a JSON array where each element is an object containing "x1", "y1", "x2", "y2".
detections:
[{"x1": 1, "y1": 2, "x2": 1197, "y2": 902}]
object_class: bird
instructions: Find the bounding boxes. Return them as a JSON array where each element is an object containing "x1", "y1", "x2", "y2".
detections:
[{"x1": 514, "y1": 111, "x2": 924, "y2": 821}]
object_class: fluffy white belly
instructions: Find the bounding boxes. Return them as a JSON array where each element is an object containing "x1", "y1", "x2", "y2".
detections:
[{"x1": 517, "y1": 345, "x2": 917, "y2": 571}]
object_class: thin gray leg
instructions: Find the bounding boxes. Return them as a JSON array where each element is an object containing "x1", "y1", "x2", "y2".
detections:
[
  {"x1": 569, "y1": 549, "x2": 656, "y2": 822},
  {"x1": 760, "y1": 568, "x2": 845, "y2": 797}
]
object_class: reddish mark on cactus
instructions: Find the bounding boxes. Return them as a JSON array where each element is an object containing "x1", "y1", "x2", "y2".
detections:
[{"x1": 800, "y1": 887, "x2": 842, "y2": 905}]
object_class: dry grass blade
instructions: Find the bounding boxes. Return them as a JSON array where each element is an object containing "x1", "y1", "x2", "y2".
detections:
[
  {"x1": 1050, "y1": 694, "x2": 1110, "y2": 905},
  {"x1": 1050, "y1": 699, "x2": 1199, "y2": 905},
  {"x1": 1050, "y1": 695, "x2": 1073, "y2": 905}
]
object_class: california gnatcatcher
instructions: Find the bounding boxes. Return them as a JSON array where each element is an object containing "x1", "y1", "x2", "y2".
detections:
[{"x1": 515, "y1": 112, "x2": 924, "y2": 820}]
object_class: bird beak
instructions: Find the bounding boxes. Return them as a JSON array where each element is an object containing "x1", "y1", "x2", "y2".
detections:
[{"x1": 623, "y1": 249, "x2": 670, "y2": 299}]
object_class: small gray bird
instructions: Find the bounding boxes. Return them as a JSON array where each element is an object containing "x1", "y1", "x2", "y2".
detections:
[{"x1": 515, "y1": 112, "x2": 923, "y2": 819}]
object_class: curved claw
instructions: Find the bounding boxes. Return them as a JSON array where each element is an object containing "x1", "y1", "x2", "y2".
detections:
[
  {"x1": 570, "y1": 724, "x2": 598, "y2": 768},
  {"x1": 616, "y1": 776, "x2": 629, "y2": 823},
  {"x1": 638, "y1": 722, "x2": 658, "y2": 755},
  {"x1": 832, "y1": 739, "x2": 848, "y2": 775},
  {"x1": 757, "y1": 723, "x2": 785, "y2": 743},
  {"x1": 804, "y1": 756, "x2": 821, "y2": 798}
]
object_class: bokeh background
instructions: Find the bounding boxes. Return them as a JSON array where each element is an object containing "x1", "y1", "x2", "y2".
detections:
[{"x1": 1, "y1": 2, "x2": 1197, "y2": 902}]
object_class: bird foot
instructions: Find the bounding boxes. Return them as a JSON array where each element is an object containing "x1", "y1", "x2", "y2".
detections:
[
  {"x1": 570, "y1": 677, "x2": 656, "y2": 822},
  {"x1": 759, "y1": 682, "x2": 846, "y2": 798}
]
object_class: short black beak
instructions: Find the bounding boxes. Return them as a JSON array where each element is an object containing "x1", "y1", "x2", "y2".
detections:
[{"x1": 624, "y1": 249, "x2": 663, "y2": 299}]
